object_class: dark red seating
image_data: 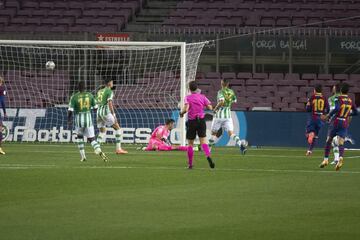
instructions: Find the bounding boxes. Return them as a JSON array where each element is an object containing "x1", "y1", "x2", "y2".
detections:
[
  {"x1": 4, "y1": 70, "x2": 71, "y2": 107},
  {"x1": 194, "y1": 72, "x2": 360, "y2": 111},
  {"x1": 0, "y1": 0, "x2": 141, "y2": 33},
  {"x1": 164, "y1": 0, "x2": 360, "y2": 29}
]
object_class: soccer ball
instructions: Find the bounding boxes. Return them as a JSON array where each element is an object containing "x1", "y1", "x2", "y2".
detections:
[{"x1": 46, "y1": 61, "x2": 55, "y2": 70}]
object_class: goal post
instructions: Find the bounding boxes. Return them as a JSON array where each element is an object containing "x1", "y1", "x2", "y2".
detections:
[
  {"x1": 180, "y1": 42, "x2": 187, "y2": 146},
  {"x1": 0, "y1": 40, "x2": 206, "y2": 145}
]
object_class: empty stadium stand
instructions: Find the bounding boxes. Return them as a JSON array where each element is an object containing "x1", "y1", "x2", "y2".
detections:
[
  {"x1": 3, "y1": 69, "x2": 359, "y2": 111},
  {"x1": 163, "y1": 0, "x2": 360, "y2": 29},
  {"x1": 0, "y1": 1, "x2": 359, "y2": 112},
  {"x1": 3, "y1": 70, "x2": 71, "y2": 107},
  {"x1": 1, "y1": 0, "x2": 359, "y2": 34},
  {"x1": 195, "y1": 72, "x2": 360, "y2": 111},
  {"x1": 0, "y1": 0, "x2": 143, "y2": 33}
]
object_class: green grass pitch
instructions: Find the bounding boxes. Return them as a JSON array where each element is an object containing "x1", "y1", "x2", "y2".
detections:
[{"x1": 1, "y1": 143, "x2": 360, "y2": 240}]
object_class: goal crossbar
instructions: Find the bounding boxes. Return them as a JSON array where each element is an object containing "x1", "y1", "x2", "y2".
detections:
[{"x1": 0, "y1": 40, "x2": 186, "y2": 47}]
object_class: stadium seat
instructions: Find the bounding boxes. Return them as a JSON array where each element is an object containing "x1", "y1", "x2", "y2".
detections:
[
  {"x1": 222, "y1": 72, "x2": 237, "y2": 80},
  {"x1": 261, "y1": 86, "x2": 277, "y2": 92},
  {"x1": 252, "y1": 73, "x2": 268, "y2": 79},
  {"x1": 1, "y1": 0, "x2": 136, "y2": 32},
  {"x1": 323, "y1": 80, "x2": 340, "y2": 87},
  {"x1": 22, "y1": 1, "x2": 39, "y2": 9},
  {"x1": 163, "y1": 0, "x2": 360, "y2": 30},
  {"x1": 349, "y1": 74, "x2": 360, "y2": 82},
  {"x1": 277, "y1": 91, "x2": 291, "y2": 97},
  {"x1": 273, "y1": 102, "x2": 289, "y2": 111},
  {"x1": 285, "y1": 73, "x2": 300, "y2": 81},
  {"x1": 205, "y1": 72, "x2": 221, "y2": 79},
  {"x1": 333, "y1": 74, "x2": 348, "y2": 81},
  {"x1": 302, "y1": 73, "x2": 317, "y2": 81},
  {"x1": 278, "y1": 86, "x2": 298, "y2": 92},
  {"x1": 256, "y1": 91, "x2": 271, "y2": 98},
  {"x1": 317, "y1": 74, "x2": 332, "y2": 80},
  {"x1": 244, "y1": 79, "x2": 261, "y2": 87},
  {"x1": 269, "y1": 73, "x2": 284, "y2": 80},
  {"x1": 230, "y1": 79, "x2": 246, "y2": 86},
  {"x1": 266, "y1": 96, "x2": 281, "y2": 104},
  {"x1": 196, "y1": 79, "x2": 211, "y2": 86},
  {"x1": 0, "y1": 8, "x2": 17, "y2": 18},
  {"x1": 237, "y1": 72, "x2": 252, "y2": 80},
  {"x1": 261, "y1": 80, "x2": 276, "y2": 87}
]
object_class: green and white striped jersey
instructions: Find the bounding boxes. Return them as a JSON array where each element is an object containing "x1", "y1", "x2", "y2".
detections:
[
  {"x1": 215, "y1": 87, "x2": 237, "y2": 119},
  {"x1": 328, "y1": 93, "x2": 339, "y2": 111},
  {"x1": 68, "y1": 91, "x2": 97, "y2": 128},
  {"x1": 96, "y1": 87, "x2": 114, "y2": 119}
]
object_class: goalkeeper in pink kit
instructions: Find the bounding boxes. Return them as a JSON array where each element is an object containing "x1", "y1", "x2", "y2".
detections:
[{"x1": 145, "y1": 119, "x2": 188, "y2": 151}]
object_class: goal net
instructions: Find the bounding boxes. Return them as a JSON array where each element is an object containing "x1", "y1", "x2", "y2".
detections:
[{"x1": 0, "y1": 40, "x2": 206, "y2": 145}]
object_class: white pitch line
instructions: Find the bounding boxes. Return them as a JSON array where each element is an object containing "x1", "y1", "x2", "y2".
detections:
[
  {"x1": 4, "y1": 144, "x2": 360, "y2": 152},
  {"x1": 0, "y1": 150, "x2": 325, "y2": 159},
  {"x1": 1, "y1": 164, "x2": 360, "y2": 174},
  {"x1": 0, "y1": 149, "x2": 302, "y2": 157},
  {"x1": 3, "y1": 148, "x2": 360, "y2": 163},
  {"x1": 2, "y1": 144, "x2": 307, "y2": 151},
  {"x1": 0, "y1": 164, "x2": 56, "y2": 167},
  {"x1": 73, "y1": 165, "x2": 360, "y2": 174},
  {"x1": 3, "y1": 149, "x2": 360, "y2": 160}
]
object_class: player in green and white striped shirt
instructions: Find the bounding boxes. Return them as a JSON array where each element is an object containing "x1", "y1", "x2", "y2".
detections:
[
  {"x1": 68, "y1": 81, "x2": 107, "y2": 162},
  {"x1": 96, "y1": 79, "x2": 127, "y2": 154},
  {"x1": 209, "y1": 79, "x2": 248, "y2": 154},
  {"x1": 328, "y1": 84, "x2": 340, "y2": 165}
]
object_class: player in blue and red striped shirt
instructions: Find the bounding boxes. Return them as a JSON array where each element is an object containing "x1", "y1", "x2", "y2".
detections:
[
  {"x1": 320, "y1": 83, "x2": 358, "y2": 171},
  {"x1": 305, "y1": 84, "x2": 329, "y2": 156}
]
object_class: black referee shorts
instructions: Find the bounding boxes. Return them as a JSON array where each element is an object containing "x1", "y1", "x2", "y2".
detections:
[{"x1": 186, "y1": 118, "x2": 207, "y2": 140}]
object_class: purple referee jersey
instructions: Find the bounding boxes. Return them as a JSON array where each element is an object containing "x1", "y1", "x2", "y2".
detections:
[{"x1": 184, "y1": 92, "x2": 211, "y2": 120}]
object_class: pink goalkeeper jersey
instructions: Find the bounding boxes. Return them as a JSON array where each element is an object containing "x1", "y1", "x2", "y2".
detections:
[
  {"x1": 184, "y1": 92, "x2": 211, "y2": 120},
  {"x1": 151, "y1": 125, "x2": 170, "y2": 139}
]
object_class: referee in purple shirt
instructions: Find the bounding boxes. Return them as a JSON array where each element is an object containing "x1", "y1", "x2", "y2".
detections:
[
  {"x1": 0, "y1": 76, "x2": 6, "y2": 154},
  {"x1": 180, "y1": 81, "x2": 214, "y2": 169}
]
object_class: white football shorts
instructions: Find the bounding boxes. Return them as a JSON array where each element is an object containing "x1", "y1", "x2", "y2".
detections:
[
  {"x1": 75, "y1": 126, "x2": 95, "y2": 138},
  {"x1": 211, "y1": 118, "x2": 234, "y2": 133},
  {"x1": 97, "y1": 113, "x2": 116, "y2": 128}
]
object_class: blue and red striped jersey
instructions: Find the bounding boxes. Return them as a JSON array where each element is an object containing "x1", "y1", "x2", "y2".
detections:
[
  {"x1": 306, "y1": 93, "x2": 329, "y2": 120},
  {"x1": 329, "y1": 94, "x2": 358, "y2": 127}
]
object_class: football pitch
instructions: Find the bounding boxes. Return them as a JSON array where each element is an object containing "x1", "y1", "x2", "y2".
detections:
[{"x1": 1, "y1": 143, "x2": 360, "y2": 240}]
